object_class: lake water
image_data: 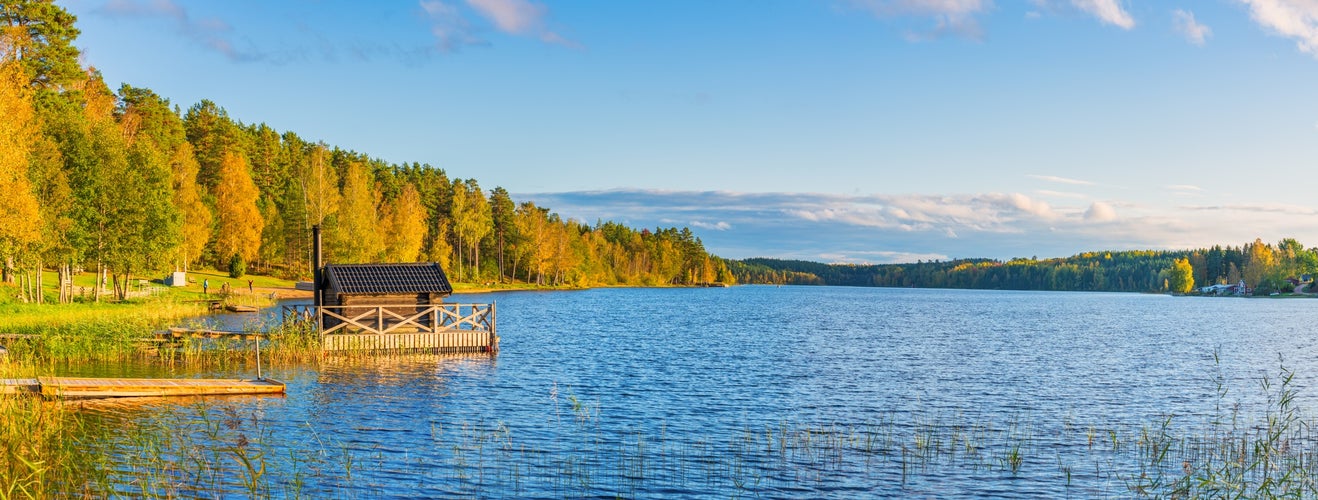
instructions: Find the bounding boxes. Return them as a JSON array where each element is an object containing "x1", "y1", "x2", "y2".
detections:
[{"x1": 72, "y1": 286, "x2": 1318, "y2": 497}]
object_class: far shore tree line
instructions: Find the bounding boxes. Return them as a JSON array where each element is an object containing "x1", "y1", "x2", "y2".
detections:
[
  {"x1": 730, "y1": 238, "x2": 1318, "y2": 296},
  {"x1": 0, "y1": 1, "x2": 734, "y2": 304}
]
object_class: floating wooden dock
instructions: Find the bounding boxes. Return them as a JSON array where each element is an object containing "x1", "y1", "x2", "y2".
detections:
[
  {"x1": 321, "y1": 330, "x2": 498, "y2": 353},
  {"x1": 1, "y1": 377, "x2": 284, "y2": 399}
]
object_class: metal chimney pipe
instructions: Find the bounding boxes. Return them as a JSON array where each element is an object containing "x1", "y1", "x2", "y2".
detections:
[{"x1": 312, "y1": 224, "x2": 323, "y2": 316}]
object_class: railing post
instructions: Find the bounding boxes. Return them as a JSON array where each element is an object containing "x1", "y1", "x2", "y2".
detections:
[{"x1": 377, "y1": 306, "x2": 383, "y2": 334}]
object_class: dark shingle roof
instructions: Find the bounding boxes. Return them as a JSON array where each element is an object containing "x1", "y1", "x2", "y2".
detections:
[{"x1": 323, "y1": 263, "x2": 453, "y2": 295}]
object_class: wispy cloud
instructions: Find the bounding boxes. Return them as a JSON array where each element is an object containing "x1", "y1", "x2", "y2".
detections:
[
  {"x1": 1036, "y1": 189, "x2": 1087, "y2": 199},
  {"x1": 1030, "y1": 0, "x2": 1134, "y2": 29},
  {"x1": 1183, "y1": 203, "x2": 1318, "y2": 216},
  {"x1": 98, "y1": 0, "x2": 261, "y2": 62},
  {"x1": 1239, "y1": 0, "x2": 1318, "y2": 58},
  {"x1": 1172, "y1": 9, "x2": 1211, "y2": 46},
  {"x1": 420, "y1": 0, "x2": 487, "y2": 52},
  {"x1": 690, "y1": 220, "x2": 732, "y2": 231},
  {"x1": 817, "y1": 250, "x2": 952, "y2": 264},
  {"x1": 421, "y1": 0, "x2": 575, "y2": 51},
  {"x1": 1027, "y1": 174, "x2": 1095, "y2": 186},
  {"x1": 466, "y1": 0, "x2": 574, "y2": 46},
  {"x1": 1071, "y1": 0, "x2": 1135, "y2": 29},
  {"x1": 844, "y1": 0, "x2": 994, "y2": 40}
]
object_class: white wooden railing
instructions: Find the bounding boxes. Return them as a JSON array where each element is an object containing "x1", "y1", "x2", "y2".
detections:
[{"x1": 282, "y1": 303, "x2": 496, "y2": 336}]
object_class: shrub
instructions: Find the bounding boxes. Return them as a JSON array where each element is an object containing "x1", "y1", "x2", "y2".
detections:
[{"x1": 228, "y1": 254, "x2": 247, "y2": 278}]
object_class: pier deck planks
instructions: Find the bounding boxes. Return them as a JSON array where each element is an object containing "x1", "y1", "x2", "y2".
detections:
[{"x1": 11, "y1": 377, "x2": 286, "y2": 399}]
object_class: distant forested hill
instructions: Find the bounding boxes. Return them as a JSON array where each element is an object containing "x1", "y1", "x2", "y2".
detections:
[{"x1": 729, "y1": 239, "x2": 1316, "y2": 295}]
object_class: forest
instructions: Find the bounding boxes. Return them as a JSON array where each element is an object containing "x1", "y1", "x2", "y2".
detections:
[
  {"x1": 0, "y1": 1, "x2": 734, "y2": 303},
  {"x1": 729, "y1": 238, "x2": 1318, "y2": 296}
]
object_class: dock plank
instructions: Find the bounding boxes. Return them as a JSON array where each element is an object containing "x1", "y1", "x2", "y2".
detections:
[
  {"x1": 1, "y1": 378, "x2": 40, "y2": 395},
  {"x1": 32, "y1": 377, "x2": 284, "y2": 399}
]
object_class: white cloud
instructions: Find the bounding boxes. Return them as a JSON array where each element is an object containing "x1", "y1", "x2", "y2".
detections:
[
  {"x1": 1027, "y1": 174, "x2": 1095, "y2": 186},
  {"x1": 1239, "y1": 0, "x2": 1318, "y2": 57},
  {"x1": 523, "y1": 189, "x2": 1318, "y2": 263},
  {"x1": 846, "y1": 0, "x2": 994, "y2": 39},
  {"x1": 1083, "y1": 201, "x2": 1117, "y2": 222},
  {"x1": 1173, "y1": 9, "x2": 1211, "y2": 46},
  {"x1": 1070, "y1": 0, "x2": 1135, "y2": 29}
]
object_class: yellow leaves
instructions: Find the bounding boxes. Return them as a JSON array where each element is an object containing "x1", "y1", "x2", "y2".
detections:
[
  {"x1": 172, "y1": 143, "x2": 212, "y2": 267},
  {"x1": 1168, "y1": 257, "x2": 1194, "y2": 294},
  {"x1": 213, "y1": 151, "x2": 263, "y2": 263},
  {"x1": 0, "y1": 59, "x2": 41, "y2": 251},
  {"x1": 381, "y1": 184, "x2": 425, "y2": 262}
]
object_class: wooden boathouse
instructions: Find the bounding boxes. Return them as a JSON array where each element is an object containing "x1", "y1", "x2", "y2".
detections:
[{"x1": 289, "y1": 226, "x2": 498, "y2": 353}]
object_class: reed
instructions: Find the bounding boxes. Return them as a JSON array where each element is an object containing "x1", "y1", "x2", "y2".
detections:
[{"x1": 8, "y1": 353, "x2": 1318, "y2": 497}]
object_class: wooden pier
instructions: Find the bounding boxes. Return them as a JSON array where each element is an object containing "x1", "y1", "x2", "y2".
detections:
[
  {"x1": 1, "y1": 377, "x2": 284, "y2": 399},
  {"x1": 157, "y1": 327, "x2": 266, "y2": 341}
]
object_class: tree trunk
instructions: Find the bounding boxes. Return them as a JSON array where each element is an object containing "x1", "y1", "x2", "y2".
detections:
[
  {"x1": 510, "y1": 253, "x2": 519, "y2": 286},
  {"x1": 455, "y1": 234, "x2": 463, "y2": 281}
]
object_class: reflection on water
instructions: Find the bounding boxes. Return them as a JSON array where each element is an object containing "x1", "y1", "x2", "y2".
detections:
[{"x1": 66, "y1": 287, "x2": 1318, "y2": 497}]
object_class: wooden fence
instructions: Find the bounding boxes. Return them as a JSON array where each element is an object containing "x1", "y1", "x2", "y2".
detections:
[{"x1": 281, "y1": 303, "x2": 498, "y2": 352}]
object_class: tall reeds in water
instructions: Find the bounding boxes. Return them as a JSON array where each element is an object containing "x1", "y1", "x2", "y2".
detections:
[{"x1": 8, "y1": 348, "x2": 1318, "y2": 496}]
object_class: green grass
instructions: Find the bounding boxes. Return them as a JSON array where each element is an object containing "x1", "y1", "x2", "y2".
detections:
[{"x1": 0, "y1": 300, "x2": 207, "y2": 332}]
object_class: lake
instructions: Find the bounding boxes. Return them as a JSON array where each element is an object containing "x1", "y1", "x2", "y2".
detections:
[{"x1": 71, "y1": 286, "x2": 1318, "y2": 497}]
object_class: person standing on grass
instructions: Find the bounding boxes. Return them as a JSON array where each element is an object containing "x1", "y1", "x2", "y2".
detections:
[
  {"x1": 203, "y1": 279, "x2": 209, "y2": 296},
  {"x1": 248, "y1": 279, "x2": 254, "y2": 294}
]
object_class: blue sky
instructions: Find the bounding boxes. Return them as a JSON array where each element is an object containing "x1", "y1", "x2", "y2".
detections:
[{"x1": 63, "y1": 0, "x2": 1318, "y2": 263}]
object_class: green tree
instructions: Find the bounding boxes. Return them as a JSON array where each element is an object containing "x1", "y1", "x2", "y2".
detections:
[
  {"x1": 0, "y1": 0, "x2": 81, "y2": 88},
  {"x1": 330, "y1": 161, "x2": 382, "y2": 263},
  {"x1": 450, "y1": 179, "x2": 491, "y2": 281},
  {"x1": 489, "y1": 186, "x2": 516, "y2": 282},
  {"x1": 514, "y1": 201, "x2": 549, "y2": 284}
]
